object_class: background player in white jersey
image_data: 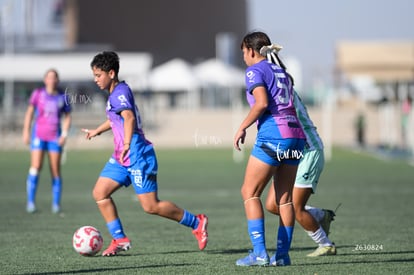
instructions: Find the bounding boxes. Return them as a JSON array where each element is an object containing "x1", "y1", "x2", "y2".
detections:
[
  {"x1": 22, "y1": 69, "x2": 71, "y2": 214},
  {"x1": 265, "y1": 90, "x2": 337, "y2": 257},
  {"x1": 83, "y1": 51, "x2": 208, "y2": 256}
]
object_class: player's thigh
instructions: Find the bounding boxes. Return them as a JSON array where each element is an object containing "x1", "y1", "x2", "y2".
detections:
[
  {"x1": 241, "y1": 155, "x2": 276, "y2": 198},
  {"x1": 265, "y1": 181, "x2": 280, "y2": 214},
  {"x1": 30, "y1": 149, "x2": 45, "y2": 169},
  {"x1": 47, "y1": 151, "x2": 61, "y2": 176},
  {"x1": 272, "y1": 164, "x2": 298, "y2": 204}
]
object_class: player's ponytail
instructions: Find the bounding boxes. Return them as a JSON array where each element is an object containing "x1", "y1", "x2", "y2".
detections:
[{"x1": 260, "y1": 44, "x2": 295, "y2": 86}]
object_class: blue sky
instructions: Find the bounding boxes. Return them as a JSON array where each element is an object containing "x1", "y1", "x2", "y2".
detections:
[{"x1": 247, "y1": 0, "x2": 414, "y2": 91}]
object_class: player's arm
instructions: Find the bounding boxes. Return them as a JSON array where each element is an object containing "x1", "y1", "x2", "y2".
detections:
[
  {"x1": 233, "y1": 86, "x2": 268, "y2": 151},
  {"x1": 82, "y1": 119, "x2": 111, "y2": 139},
  {"x1": 119, "y1": 109, "x2": 135, "y2": 164},
  {"x1": 59, "y1": 112, "x2": 72, "y2": 145},
  {"x1": 22, "y1": 105, "x2": 35, "y2": 145}
]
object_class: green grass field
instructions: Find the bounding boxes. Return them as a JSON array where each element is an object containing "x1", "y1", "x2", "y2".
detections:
[{"x1": 1, "y1": 147, "x2": 413, "y2": 274}]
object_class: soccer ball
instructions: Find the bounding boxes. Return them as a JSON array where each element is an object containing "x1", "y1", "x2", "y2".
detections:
[{"x1": 72, "y1": 226, "x2": 104, "y2": 256}]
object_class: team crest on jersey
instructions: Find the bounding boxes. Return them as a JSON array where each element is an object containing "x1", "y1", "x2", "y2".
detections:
[
  {"x1": 117, "y1": 95, "x2": 128, "y2": 107},
  {"x1": 246, "y1": 71, "x2": 255, "y2": 83}
]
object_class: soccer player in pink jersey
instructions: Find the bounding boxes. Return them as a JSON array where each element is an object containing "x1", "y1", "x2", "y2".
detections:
[
  {"x1": 22, "y1": 69, "x2": 71, "y2": 214},
  {"x1": 83, "y1": 51, "x2": 208, "y2": 256}
]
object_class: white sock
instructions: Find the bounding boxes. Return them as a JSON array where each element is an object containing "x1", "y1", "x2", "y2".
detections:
[
  {"x1": 307, "y1": 226, "x2": 333, "y2": 247},
  {"x1": 305, "y1": 205, "x2": 325, "y2": 222}
]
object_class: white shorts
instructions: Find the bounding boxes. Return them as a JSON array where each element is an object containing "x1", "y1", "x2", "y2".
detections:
[{"x1": 294, "y1": 149, "x2": 324, "y2": 193}]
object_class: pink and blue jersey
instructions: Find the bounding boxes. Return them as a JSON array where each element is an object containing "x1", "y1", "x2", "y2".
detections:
[
  {"x1": 245, "y1": 60, "x2": 305, "y2": 140},
  {"x1": 29, "y1": 88, "x2": 71, "y2": 141},
  {"x1": 106, "y1": 82, "x2": 152, "y2": 167}
]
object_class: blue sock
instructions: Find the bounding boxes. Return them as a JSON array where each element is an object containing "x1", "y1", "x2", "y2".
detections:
[
  {"x1": 26, "y1": 172, "x2": 39, "y2": 204},
  {"x1": 107, "y1": 218, "x2": 126, "y2": 239},
  {"x1": 248, "y1": 219, "x2": 266, "y2": 255},
  {"x1": 52, "y1": 177, "x2": 62, "y2": 207},
  {"x1": 179, "y1": 210, "x2": 199, "y2": 229},
  {"x1": 276, "y1": 226, "x2": 294, "y2": 257}
]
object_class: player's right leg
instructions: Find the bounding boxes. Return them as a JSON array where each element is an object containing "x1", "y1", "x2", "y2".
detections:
[
  {"x1": 236, "y1": 155, "x2": 274, "y2": 266},
  {"x1": 95, "y1": 160, "x2": 132, "y2": 256},
  {"x1": 26, "y1": 139, "x2": 45, "y2": 213}
]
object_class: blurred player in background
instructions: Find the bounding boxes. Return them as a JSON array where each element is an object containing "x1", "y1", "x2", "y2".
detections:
[
  {"x1": 83, "y1": 51, "x2": 208, "y2": 256},
  {"x1": 233, "y1": 31, "x2": 305, "y2": 267},
  {"x1": 265, "y1": 90, "x2": 337, "y2": 257},
  {"x1": 22, "y1": 69, "x2": 71, "y2": 214}
]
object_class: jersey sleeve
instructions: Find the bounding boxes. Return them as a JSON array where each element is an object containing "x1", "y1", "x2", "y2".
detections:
[
  {"x1": 62, "y1": 91, "x2": 72, "y2": 113},
  {"x1": 29, "y1": 89, "x2": 41, "y2": 107},
  {"x1": 110, "y1": 89, "x2": 134, "y2": 114},
  {"x1": 245, "y1": 67, "x2": 265, "y2": 95}
]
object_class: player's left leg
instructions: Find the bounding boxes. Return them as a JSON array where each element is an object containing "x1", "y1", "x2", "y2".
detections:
[
  {"x1": 294, "y1": 187, "x2": 336, "y2": 256},
  {"x1": 131, "y1": 146, "x2": 208, "y2": 250},
  {"x1": 269, "y1": 164, "x2": 298, "y2": 266},
  {"x1": 48, "y1": 147, "x2": 62, "y2": 213},
  {"x1": 293, "y1": 187, "x2": 318, "y2": 231}
]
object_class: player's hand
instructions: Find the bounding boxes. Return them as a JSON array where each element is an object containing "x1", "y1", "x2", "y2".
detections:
[
  {"x1": 58, "y1": 136, "x2": 66, "y2": 146},
  {"x1": 233, "y1": 128, "x2": 246, "y2": 151},
  {"x1": 22, "y1": 131, "x2": 30, "y2": 145},
  {"x1": 82, "y1": 128, "x2": 99, "y2": 140},
  {"x1": 119, "y1": 144, "x2": 130, "y2": 165}
]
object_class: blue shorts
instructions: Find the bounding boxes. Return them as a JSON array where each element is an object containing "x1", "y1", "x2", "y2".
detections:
[
  {"x1": 100, "y1": 147, "x2": 158, "y2": 194},
  {"x1": 30, "y1": 136, "x2": 62, "y2": 153},
  {"x1": 295, "y1": 149, "x2": 325, "y2": 193},
  {"x1": 251, "y1": 138, "x2": 305, "y2": 166}
]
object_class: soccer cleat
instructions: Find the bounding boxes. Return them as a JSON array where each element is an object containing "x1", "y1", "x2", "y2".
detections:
[
  {"x1": 319, "y1": 209, "x2": 336, "y2": 236},
  {"x1": 270, "y1": 254, "x2": 291, "y2": 266},
  {"x1": 192, "y1": 214, "x2": 208, "y2": 250},
  {"x1": 26, "y1": 202, "x2": 36, "y2": 214},
  {"x1": 236, "y1": 251, "x2": 269, "y2": 266},
  {"x1": 101, "y1": 237, "x2": 131, "y2": 256},
  {"x1": 307, "y1": 244, "x2": 337, "y2": 257}
]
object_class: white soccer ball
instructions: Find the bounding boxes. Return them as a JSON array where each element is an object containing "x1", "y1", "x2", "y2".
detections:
[{"x1": 73, "y1": 226, "x2": 104, "y2": 256}]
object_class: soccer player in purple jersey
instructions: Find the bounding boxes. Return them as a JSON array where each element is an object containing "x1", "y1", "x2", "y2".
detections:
[
  {"x1": 22, "y1": 69, "x2": 71, "y2": 214},
  {"x1": 234, "y1": 31, "x2": 306, "y2": 266},
  {"x1": 83, "y1": 51, "x2": 208, "y2": 256}
]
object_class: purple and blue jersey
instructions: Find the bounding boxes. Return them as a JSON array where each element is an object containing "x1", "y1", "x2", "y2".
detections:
[
  {"x1": 29, "y1": 88, "x2": 71, "y2": 141},
  {"x1": 106, "y1": 82, "x2": 152, "y2": 167},
  {"x1": 245, "y1": 60, "x2": 305, "y2": 140}
]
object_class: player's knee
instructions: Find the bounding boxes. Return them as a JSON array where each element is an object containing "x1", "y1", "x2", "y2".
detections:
[
  {"x1": 141, "y1": 202, "x2": 159, "y2": 215},
  {"x1": 92, "y1": 188, "x2": 107, "y2": 201},
  {"x1": 240, "y1": 185, "x2": 255, "y2": 200},
  {"x1": 294, "y1": 205, "x2": 306, "y2": 220},
  {"x1": 29, "y1": 167, "x2": 39, "y2": 176}
]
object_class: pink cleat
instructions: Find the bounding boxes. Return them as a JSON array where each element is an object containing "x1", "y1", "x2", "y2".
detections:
[{"x1": 192, "y1": 214, "x2": 208, "y2": 250}]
